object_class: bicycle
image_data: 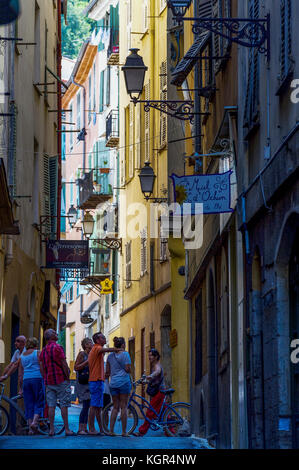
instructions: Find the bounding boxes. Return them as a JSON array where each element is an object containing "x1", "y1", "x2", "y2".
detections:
[
  {"x1": 0, "y1": 383, "x2": 65, "y2": 436},
  {"x1": 102, "y1": 376, "x2": 191, "y2": 437}
]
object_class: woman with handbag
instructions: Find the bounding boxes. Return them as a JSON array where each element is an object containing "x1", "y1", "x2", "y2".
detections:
[
  {"x1": 105, "y1": 337, "x2": 131, "y2": 437},
  {"x1": 74, "y1": 338, "x2": 93, "y2": 435},
  {"x1": 133, "y1": 348, "x2": 165, "y2": 437}
]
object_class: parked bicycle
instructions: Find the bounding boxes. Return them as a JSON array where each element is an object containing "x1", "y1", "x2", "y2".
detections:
[
  {"x1": 102, "y1": 376, "x2": 191, "y2": 436},
  {"x1": 0, "y1": 383, "x2": 65, "y2": 436}
]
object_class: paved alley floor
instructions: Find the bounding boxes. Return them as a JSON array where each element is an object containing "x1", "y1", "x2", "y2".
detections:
[{"x1": 0, "y1": 405, "x2": 211, "y2": 450}]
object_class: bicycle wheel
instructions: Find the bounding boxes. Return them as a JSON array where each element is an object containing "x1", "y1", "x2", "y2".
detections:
[
  {"x1": 0, "y1": 405, "x2": 9, "y2": 436},
  {"x1": 37, "y1": 405, "x2": 65, "y2": 435},
  {"x1": 162, "y1": 402, "x2": 191, "y2": 437},
  {"x1": 102, "y1": 402, "x2": 139, "y2": 435}
]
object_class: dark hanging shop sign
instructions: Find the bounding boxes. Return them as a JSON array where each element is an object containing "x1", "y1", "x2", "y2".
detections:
[{"x1": 46, "y1": 240, "x2": 89, "y2": 269}]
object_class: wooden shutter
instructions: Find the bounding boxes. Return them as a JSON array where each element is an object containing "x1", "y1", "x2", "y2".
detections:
[
  {"x1": 43, "y1": 154, "x2": 51, "y2": 237},
  {"x1": 143, "y1": 0, "x2": 148, "y2": 32},
  {"x1": 280, "y1": 0, "x2": 292, "y2": 81},
  {"x1": 129, "y1": 103, "x2": 134, "y2": 178},
  {"x1": 144, "y1": 81, "x2": 150, "y2": 162},
  {"x1": 88, "y1": 74, "x2": 92, "y2": 124},
  {"x1": 106, "y1": 66, "x2": 111, "y2": 106},
  {"x1": 243, "y1": 0, "x2": 260, "y2": 134},
  {"x1": 160, "y1": 61, "x2": 167, "y2": 148},
  {"x1": 136, "y1": 103, "x2": 141, "y2": 169},
  {"x1": 140, "y1": 227, "x2": 147, "y2": 276},
  {"x1": 77, "y1": 91, "x2": 81, "y2": 129},
  {"x1": 126, "y1": 241, "x2": 132, "y2": 288},
  {"x1": 212, "y1": 0, "x2": 223, "y2": 75}
]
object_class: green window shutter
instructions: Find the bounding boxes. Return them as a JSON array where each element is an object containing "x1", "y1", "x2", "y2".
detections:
[
  {"x1": 43, "y1": 154, "x2": 51, "y2": 237},
  {"x1": 106, "y1": 66, "x2": 111, "y2": 107},
  {"x1": 99, "y1": 70, "x2": 104, "y2": 112}
]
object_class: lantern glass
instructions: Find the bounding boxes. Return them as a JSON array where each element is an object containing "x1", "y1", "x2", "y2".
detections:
[
  {"x1": 82, "y1": 212, "x2": 95, "y2": 238},
  {"x1": 139, "y1": 162, "x2": 156, "y2": 199},
  {"x1": 67, "y1": 205, "x2": 77, "y2": 228},
  {"x1": 167, "y1": 0, "x2": 192, "y2": 17},
  {"x1": 122, "y1": 49, "x2": 148, "y2": 100}
]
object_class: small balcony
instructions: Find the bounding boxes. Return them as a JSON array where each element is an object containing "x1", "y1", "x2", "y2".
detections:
[
  {"x1": 106, "y1": 110, "x2": 119, "y2": 148},
  {"x1": 107, "y1": 29, "x2": 119, "y2": 65},
  {"x1": 80, "y1": 249, "x2": 111, "y2": 287},
  {"x1": 77, "y1": 170, "x2": 112, "y2": 210}
]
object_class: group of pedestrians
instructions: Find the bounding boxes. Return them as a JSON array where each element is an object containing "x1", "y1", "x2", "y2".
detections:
[{"x1": 0, "y1": 330, "x2": 166, "y2": 437}]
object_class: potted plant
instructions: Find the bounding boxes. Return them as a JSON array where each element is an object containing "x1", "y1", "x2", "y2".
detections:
[{"x1": 100, "y1": 168, "x2": 110, "y2": 174}]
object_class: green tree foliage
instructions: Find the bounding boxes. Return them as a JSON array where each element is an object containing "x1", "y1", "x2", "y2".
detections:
[{"x1": 62, "y1": 0, "x2": 96, "y2": 59}]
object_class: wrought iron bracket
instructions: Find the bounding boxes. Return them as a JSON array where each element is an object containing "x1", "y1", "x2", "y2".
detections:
[
  {"x1": 131, "y1": 99, "x2": 210, "y2": 123},
  {"x1": 182, "y1": 15, "x2": 270, "y2": 61},
  {"x1": 90, "y1": 238, "x2": 122, "y2": 251}
]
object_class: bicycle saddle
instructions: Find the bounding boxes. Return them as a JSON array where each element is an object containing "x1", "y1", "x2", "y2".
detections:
[{"x1": 160, "y1": 388, "x2": 175, "y2": 395}]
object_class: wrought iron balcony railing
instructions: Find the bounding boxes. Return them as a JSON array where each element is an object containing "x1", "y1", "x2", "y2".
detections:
[
  {"x1": 77, "y1": 170, "x2": 112, "y2": 210},
  {"x1": 106, "y1": 110, "x2": 119, "y2": 148}
]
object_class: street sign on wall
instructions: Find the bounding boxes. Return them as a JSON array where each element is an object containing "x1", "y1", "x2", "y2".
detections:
[
  {"x1": 46, "y1": 240, "x2": 89, "y2": 269},
  {"x1": 171, "y1": 170, "x2": 233, "y2": 214}
]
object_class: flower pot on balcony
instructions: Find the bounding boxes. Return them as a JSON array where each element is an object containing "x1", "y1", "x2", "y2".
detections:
[{"x1": 100, "y1": 168, "x2": 110, "y2": 174}]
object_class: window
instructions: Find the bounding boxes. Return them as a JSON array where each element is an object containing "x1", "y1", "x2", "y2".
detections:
[
  {"x1": 140, "y1": 227, "x2": 147, "y2": 276},
  {"x1": 125, "y1": 241, "x2": 132, "y2": 288},
  {"x1": 160, "y1": 61, "x2": 167, "y2": 148},
  {"x1": 243, "y1": 0, "x2": 260, "y2": 137},
  {"x1": 278, "y1": 0, "x2": 292, "y2": 87},
  {"x1": 34, "y1": 3, "x2": 40, "y2": 84},
  {"x1": 150, "y1": 331, "x2": 155, "y2": 349},
  {"x1": 105, "y1": 66, "x2": 111, "y2": 107},
  {"x1": 112, "y1": 250, "x2": 118, "y2": 303}
]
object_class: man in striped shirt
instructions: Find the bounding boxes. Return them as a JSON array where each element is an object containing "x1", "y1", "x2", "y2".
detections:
[{"x1": 40, "y1": 329, "x2": 75, "y2": 436}]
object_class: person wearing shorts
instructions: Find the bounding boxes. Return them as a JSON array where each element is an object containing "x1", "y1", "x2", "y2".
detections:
[
  {"x1": 106, "y1": 337, "x2": 131, "y2": 437},
  {"x1": 40, "y1": 329, "x2": 74, "y2": 436},
  {"x1": 88, "y1": 332, "x2": 119, "y2": 435}
]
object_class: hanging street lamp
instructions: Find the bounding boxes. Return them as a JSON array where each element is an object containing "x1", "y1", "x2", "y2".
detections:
[
  {"x1": 139, "y1": 162, "x2": 167, "y2": 202},
  {"x1": 67, "y1": 205, "x2": 77, "y2": 229},
  {"x1": 167, "y1": 0, "x2": 192, "y2": 19},
  {"x1": 122, "y1": 50, "x2": 202, "y2": 123},
  {"x1": 121, "y1": 49, "x2": 148, "y2": 104},
  {"x1": 0, "y1": 0, "x2": 20, "y2": 25},
  {"x1": 82, "y1": 211, "x2": 95, "y2": 239}
]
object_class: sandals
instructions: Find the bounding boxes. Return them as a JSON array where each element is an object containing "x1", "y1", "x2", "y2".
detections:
[
  {"x1": 65, "y1": 430, "x2": 76, "y2": 436},
  {"x1": 132, "y1": 432, "x2": 142, "y2": 437}
]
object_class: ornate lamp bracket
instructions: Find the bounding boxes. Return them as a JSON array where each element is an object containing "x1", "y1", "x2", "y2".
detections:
[
  {"x1": 91, "y1": 238, "x2": 122, "y2": 251},
  {"x1": 131, "y1": 99, "x2": 209, "y2": 123},
  {"x1": 183, "y1": 14, "x2": 270, "y2": 61}
]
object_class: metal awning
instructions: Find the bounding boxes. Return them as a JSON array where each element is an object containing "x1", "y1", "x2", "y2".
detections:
[
  {"x1": 81, "y1": 300, "x2": 99, "y2": 325},
  {"x1": 0, "y1": 159, "x2": 19, "y2": 235},
  {"x1": 171, "y1": 31, "x2": 210, "y2": 87}
]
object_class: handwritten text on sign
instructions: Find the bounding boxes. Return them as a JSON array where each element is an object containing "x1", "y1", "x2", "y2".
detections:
[{"x1": 171, "y1": 170, "x2": 233, "y2": 214}]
